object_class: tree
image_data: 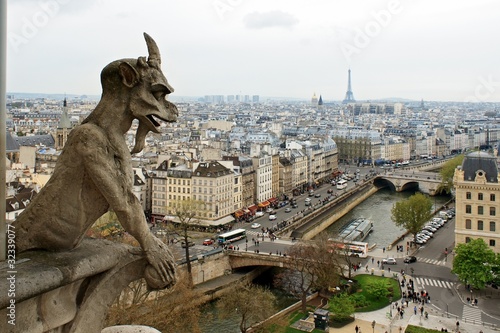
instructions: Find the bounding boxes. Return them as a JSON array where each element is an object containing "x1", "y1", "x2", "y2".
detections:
[
  {"x1": 275, "y1": 236, "x2": 342, "y2": 313},
  {"x1": 452, "y1": 238, "x2": 496, "y2": 289},
  {"x1": 439, "y1": 155, "x2": 464, "y2": 194},
  {"x1": 216, "y1": 283, "x2": 276, "y2": 333},
  {"x1": 168, "y1": 198, "x2": 206, "y2": 286},
  {"x1": 365, "y1": 279, "x2": 390, "y2": 300},
  {"x1": 309, "y1": 234, "x2": 343, "y2": 291},
  {"x1": 106, "y1": 272, "x2": 203, "y2": 333},
  {"x1": 391, "y1": 192, "x2": 433, "y2": 244},
  {"x1": 275, "y1": 242, "x2": 316, "y2": 314},
  {"x1": 329, "y1": 292, "x2": 355, "y2": 322}
]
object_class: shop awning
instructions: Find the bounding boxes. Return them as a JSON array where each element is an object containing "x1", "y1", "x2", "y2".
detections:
[
  {"x1": 258, "y1": 201, "x2": 270, "y2": 208},
  {"x1": 234, "y1": 210, "x2": 244, "y2": 218},
  {"x1": 268, "y1": 197, "x2": 277, "y2": 203},
  {"x1": 248, "y1": 205, "x2": 258, "y2": 212}
]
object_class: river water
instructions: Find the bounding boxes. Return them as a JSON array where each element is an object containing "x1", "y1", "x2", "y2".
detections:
[
  {"x1": 198, "y1": 188, "x2": 451, "y2": 332},
  {"x1": 324, "y1": 188, "x2": 451, "y2": 249}
]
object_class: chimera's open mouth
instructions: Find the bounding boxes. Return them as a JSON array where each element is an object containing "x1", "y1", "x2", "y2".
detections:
[{"x1": 147, "y1": 114, "x2": 161, "y2": 127}]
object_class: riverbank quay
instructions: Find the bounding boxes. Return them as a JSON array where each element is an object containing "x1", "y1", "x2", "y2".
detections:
[{"x1": 279, "y1": 181, "x2": 378, "y2": 240}]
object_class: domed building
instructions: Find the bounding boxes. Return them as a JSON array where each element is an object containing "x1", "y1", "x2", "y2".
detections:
[{"x1": 453, "y1": 151, "x2": 500, "y2": 253}]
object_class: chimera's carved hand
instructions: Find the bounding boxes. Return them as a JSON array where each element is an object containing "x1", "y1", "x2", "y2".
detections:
[{"x1": 144, "y1": 236, "x2": 177, "y2": 289}]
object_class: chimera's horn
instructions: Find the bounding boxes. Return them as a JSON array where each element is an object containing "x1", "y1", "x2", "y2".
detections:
[{"x1": 144, "y1": 32, "x2": 161, "y2": 64}]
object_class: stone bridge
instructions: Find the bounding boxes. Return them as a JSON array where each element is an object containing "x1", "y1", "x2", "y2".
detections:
[
  {"x1": 374, "y1": 171, "x2": 443, "y2": 195},
  {"x1": 228, "y1": 251, "x2": 294, "y2": 269}
]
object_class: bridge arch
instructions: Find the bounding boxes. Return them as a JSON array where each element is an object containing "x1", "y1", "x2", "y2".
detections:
[{"x1": 373, "y1": 178, "x2": 394, "y2": 190}]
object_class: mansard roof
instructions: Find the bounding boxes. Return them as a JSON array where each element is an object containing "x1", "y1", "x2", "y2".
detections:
[{"x1": 461, "y1": 151, "x2": 498, "y2": 183}]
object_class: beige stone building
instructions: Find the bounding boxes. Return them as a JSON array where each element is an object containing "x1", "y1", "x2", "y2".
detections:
[
  {"x1": 192, "y1": 161, "x2": 234, "y2": 220},
  {"x1": 272, "y1": 153, "x2": 280, "y2": 198},
  {"x1": 454, "y1": 152, "x2": 500, "y2": 253},
  {"x1": 279, "y1": 156, "x2": 293, "y2": 199}
]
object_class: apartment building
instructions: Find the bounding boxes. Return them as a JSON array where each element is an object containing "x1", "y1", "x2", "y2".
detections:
[
  {"x1": 252, "y1": 155, "x2": 273, "y2": 203},
  {"x1": 192, "y1": 161, "x2": 234, "y2": 220},
  {"x1": 454, "y1": 151, "x2": 500, "y2": 253}
]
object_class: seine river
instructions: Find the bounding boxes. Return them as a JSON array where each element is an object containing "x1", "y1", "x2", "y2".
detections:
[
  {"x1": 199, "y1": 188, "x2": 451, "y2": 332},
  {"x1": 324, "y1": 188, "x2": 451, "y2": 249}
]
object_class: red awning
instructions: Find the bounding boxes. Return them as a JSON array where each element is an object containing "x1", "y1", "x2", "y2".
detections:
[
  {"x1": 234, "y1": 210, "x2": 244, "y2": 218},
  {"x1": 248, "y1": 205, "x2": 258, "y2": 212},
  {"x1": 258, "y1": 201, "x2": 270, "y2": 208},
  {"x1": 268, "y1": 197, "x2": 277, "y2": 203}
]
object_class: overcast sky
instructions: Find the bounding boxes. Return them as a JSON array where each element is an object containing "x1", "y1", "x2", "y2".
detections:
[{"x1": 6, "y1": 0, "x2": 500, "y2": 102}]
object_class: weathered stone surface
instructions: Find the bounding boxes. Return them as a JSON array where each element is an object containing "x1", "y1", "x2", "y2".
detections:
[
  {"x1": 0, "y1": 239, "x2": 151, "y2": 333},
  {"x1": 11, "y1": 33, "x2": 178, "y2": 289},
  {"x1": 102, "y1": 325, "x2": 162, "y2": 333}
]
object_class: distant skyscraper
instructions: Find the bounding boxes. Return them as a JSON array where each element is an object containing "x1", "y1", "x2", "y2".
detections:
[
  {"x1": 342, "y1": 69, "x2": 356, "y2": 104},
  {"x1": 252, "y1": 95, "x2": 259, "y2": 103}
]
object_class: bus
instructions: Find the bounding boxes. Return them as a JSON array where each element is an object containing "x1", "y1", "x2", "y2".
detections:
[
  {"x1": 336, "y1": 179, "x2": 348, "y2": 190},
  {"x1": 328, "y1": 239, "x2": 369, "y2": 258},
  {"x1": 217, "y1": 228, "x2": 246, "y2": 245}
]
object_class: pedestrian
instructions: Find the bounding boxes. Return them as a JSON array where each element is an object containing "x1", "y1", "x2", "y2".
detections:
[
  {"x1": 456, "y1": 321, "x2": 459, "y2": 331},
  {"x1": 371, "y1": 257, "x2": 374, "y2": 264},
  {"x1": 413, "y1": 306, "x2": 417, "y2": 315},
  {"x1": 383, "y1": 247, "x2": 386, "y2": 253},
  {"x1": 377, "y1": 260, "x2": 380, "y2": 267},
  {"x1": 355, "y1": 325, "x2": 359, "y2": 333}
]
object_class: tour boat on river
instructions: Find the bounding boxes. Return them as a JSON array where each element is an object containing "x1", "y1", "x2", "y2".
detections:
[{"x1": 337, "y1": 218, "x2": 373, "y2": 242}]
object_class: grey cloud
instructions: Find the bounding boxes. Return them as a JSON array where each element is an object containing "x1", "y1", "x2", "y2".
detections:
[{"x1": 243, "y1": 10, "x2": 299, "y2": 29}]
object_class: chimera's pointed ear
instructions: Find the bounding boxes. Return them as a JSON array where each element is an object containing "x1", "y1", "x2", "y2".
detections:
[{"x1": 118, "y1": 62, "x2": 139, "y2": 88}]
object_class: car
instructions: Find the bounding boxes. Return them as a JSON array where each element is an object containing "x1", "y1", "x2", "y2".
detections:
[
  {"x1": 285, "y1": 207, "x2": 292, "y2": 213},
  {"x1": 269, "y1": 214, "x2": 277, "y2": 221},
  {"x1": 181, "y1": 241, "x2": 195, "y2": 248},
  {"x1": 309, "y1": 191, "x2": 315, "y2": 197},
  {"x1": 202, "y1": 238, "x2": 214, "y2": 246},
  {"x1": 314, "y1": 193, "x2": 321, "y2": 198},
  {"x1": 251, "y1": 222, "x2": 261, "y2": 229},
  {"x1": 424, "y1": 225, "x2": 437, "y2": 232},
  {"x1": 404, "y1": 256, "x2": 417, "y2": 263},
  {"x1": 419, "y1": 230, "x2": 433, "y2": 237},
  {"x1": 415, "y1": 238, "x2": 426, "y2": 245},
  {"x1": 292, "y1": 203, "x2": 298, "y2": 208},
  {"x1": 255, "y1": 211, "x2": 264, "y2": 217},
  {"x1": 416, "y1": 233, "x2": 430, "y2": 241},
  {"x1": 382, "y1": 258, "x2": 397, "y2": 265}
]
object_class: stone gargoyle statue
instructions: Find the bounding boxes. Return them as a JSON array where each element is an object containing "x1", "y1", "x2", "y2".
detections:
[{"x1": 13, "y1": 33, "x2": 177, "y2": 289}]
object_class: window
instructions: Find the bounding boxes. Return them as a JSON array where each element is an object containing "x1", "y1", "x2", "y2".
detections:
[
  {"x1": 490, "y1": 221, "x2": 496, "y2": 232},
  {"x1": 465, "y1": 237, "x2": 471, "y2": 243},
  {"x1": 491, "y1": 194, "x2": 496, "y2": 201},
  {"x1": 465, "y1": 219, "x2": 471, "y2": 229},
  {"x1": 466, "y1": 205, "x2": 471, "y2": 214},
  {"x1": 478, "y1": 193, "x2": 484, "y2": 200},
  {"x1": 478, "y1": 206, "x2": 484, "y2": 215},
  {"x1": 490, "y1": 240, "x2": 496, "y2": 247},
  {"x1": 466, "y1": 192, "x2": 471, "y2": 199},
  {"x1": 478, "y1": 220, "x2": 483, "y2": 230},
  {"x1": 490, "y1": 207, "x2": 496, "y2": 216}
]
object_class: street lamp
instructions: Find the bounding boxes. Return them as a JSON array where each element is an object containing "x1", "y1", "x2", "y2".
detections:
[{"x1": 389, "y1": 296, "x2": 393, "y2": 317}]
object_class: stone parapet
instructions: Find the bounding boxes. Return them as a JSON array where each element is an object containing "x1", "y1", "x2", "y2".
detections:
[{"x1": 1, "y1": 238, "x2": 149, "y2": 333}]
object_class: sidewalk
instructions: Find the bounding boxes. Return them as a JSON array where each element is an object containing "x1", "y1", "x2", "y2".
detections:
[{"x1": 330, "y1": 236, "x2": 500, "y2": 333}]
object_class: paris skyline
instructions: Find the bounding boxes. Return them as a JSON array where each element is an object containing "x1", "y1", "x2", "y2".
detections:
[{"x1": 5, "y1": 0, "x2": 500, "y2": 102}]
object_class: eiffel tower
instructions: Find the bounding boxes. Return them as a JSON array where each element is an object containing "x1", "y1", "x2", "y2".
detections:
[{"x1": 342, "y1": 68, "x2": 356, "y2": 104}]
